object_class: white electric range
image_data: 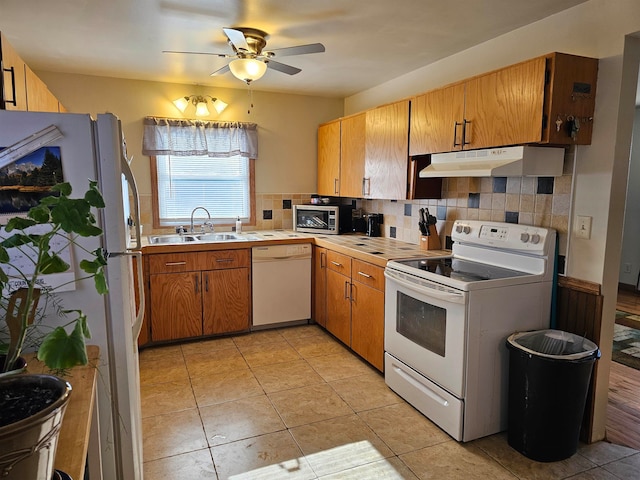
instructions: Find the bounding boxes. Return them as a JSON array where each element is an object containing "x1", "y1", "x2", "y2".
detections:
[{"x1": 384, "y1": 220, "x2": 556, "y2": 442}]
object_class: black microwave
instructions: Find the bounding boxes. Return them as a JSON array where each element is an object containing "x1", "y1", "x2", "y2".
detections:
[{"x1": 293, "y1": 204, "x2": 353, "y2": 234}]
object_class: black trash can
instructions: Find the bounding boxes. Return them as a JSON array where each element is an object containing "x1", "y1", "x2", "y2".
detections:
[{"x1": 506, "y1": 329, "x2": 600, "y2": 462}]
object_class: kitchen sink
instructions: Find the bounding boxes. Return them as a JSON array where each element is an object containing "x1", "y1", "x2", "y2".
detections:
[
  {"x1": 148, "y1": 235, "x2": 198, "y2": 244},
  {"x1": 148, "y1": 232, "x2": 254, "y2": 244},
  {"x1": 194, "y1": 233, "x2": 247, "y2": 242}
]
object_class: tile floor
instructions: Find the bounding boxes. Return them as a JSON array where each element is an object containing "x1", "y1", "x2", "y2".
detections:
[{"x1": 139, "y1": 324, "x2": 640, "y2": 479}]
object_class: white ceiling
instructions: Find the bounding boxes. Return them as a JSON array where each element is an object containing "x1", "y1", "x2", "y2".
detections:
[{"x1": 1, "y1": 0, "x2": 590, "y2": 98}]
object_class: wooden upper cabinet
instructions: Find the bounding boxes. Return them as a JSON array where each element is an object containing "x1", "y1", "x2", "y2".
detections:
[
  {"x1": 0, "y1": 32, "x2": 27, "y2": 110},
  {"x1": 410, "y1": 83, "x2": 465, "y2": 155},
  {"x1": 464, "y1": 57, "x2": 546, "y2": 150},
  {"x1": 25, "y1": 64, "x2": 60, "y2": 112},
  {"x1": 340, "y1": 112, "x2": 366, "y2": 198},
  {"x1": 543, "y1": 52, "x2": 598, "y2": 145},
  {"x1": 365, "y1": 100, "x2": 409, "y2": 200},
  {"x1": 1, "y1": 31, "x2": 65, "y2": 113},
  {"x1": 409, "y1": 53, "x2": 598, "y2": 155},
  {"x1": 317, "y1": 120, "x2": 341, "y2": 196}
]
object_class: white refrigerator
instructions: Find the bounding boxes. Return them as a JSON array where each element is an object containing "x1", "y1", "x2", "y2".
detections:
[{"x1": 0, "y1": 111, "x2": 145, "y2": 480}]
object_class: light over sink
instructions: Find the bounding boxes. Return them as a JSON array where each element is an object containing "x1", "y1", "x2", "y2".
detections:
[{"x1": 147, "y1": 232, "x2": 253, "y2": 244}]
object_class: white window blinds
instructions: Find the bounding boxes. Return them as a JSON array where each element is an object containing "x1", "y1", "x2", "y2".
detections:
[{"x1": 155, "y1": 155, "x2": 250, "y2": 224}]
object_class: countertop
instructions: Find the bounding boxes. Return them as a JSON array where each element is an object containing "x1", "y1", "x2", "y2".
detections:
[{"x1": 141, "y1": 230, "x2": 450, "y2": 268}]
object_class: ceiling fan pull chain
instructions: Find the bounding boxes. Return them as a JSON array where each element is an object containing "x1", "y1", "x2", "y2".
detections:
[{"x1": 246, "y1": 83, "x2": 255, "y2": 114}]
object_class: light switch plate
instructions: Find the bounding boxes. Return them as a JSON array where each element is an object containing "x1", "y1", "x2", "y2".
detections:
[{"x1": 576, "y1": 215, "x2": 592, "y2": 239}]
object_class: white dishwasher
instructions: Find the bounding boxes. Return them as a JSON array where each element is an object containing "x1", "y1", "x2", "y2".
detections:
[{"x1": 252, "y1": 243, "x2": 312, "y2": 328}]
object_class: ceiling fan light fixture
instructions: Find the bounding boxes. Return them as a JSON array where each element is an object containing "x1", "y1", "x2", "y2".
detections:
[{"x1": 229, "y1": 58, "x2": 267, "y2": 84}]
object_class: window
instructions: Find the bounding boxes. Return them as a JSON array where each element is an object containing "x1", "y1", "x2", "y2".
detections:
[
  {"x1": 151, "y1": 155, "x2": 255, "y2": 228},
  {"x1": 142, "y1": 117, "x2": 258, "y2": 229}
]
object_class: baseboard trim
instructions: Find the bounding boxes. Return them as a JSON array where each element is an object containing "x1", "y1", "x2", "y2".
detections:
[{"x1": 618, "y1": 282, "x2": 637, "y2": 292}]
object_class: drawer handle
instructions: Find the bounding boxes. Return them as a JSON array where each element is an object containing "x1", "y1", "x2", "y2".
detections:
[
  {"x1": 331, "y1": 261, "x2": 342, "y2": 267},
  {"x1": 357, "y1": 271, "x2": 372, "y2": 278},
  {"x1": 216, "y1": 258, "x2": 234, "y2": 263},
  {"x1": 165, "y1": 261, "x2": 187, "y2": 266}
]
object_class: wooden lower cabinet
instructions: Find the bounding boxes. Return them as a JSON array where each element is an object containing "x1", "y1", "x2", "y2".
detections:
[
  {"x1": 150, "y1": 271, "x2": 202, "y2": 341},
  {"x1": 326, "y1": 268, "x2": 352, "y2": 345},
  {"x1": 312, "y1": 246, "x2": 328, "y2": 327},
  {"x1": 203, "y1": 267, "x2": 250, "y2": 335},
  {"x1": 323, "y1": 249, "x2": 385, "y2": 371},
  {"x1": 351, "y1": 260, "x2": 385, "y2": 371},
  {"x1": 146, "y1": 249, "x2": 250, "y2": 343}
]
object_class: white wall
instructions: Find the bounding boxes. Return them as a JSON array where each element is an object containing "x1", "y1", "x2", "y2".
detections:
[
  {"x1": 38, "y1": 72, "x2": 344, "y2": 196},
  {"x1": 619, "y1": 107, "x2": 640, "y2": 286},
  {"x1": 344, "y1": 0, "x2": 640, "y2": 442}
]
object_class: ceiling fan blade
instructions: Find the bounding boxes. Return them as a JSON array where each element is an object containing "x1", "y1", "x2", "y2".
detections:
[
  {"x1": 223, "y1": 28, "x2": 250, "y2": 52},
  {"x1": 163, "y1": 50, "x2": 230, "y2": 58},
  {"x1": 267, "y1": 43, "x2": 325, "y2": 57},
  {"x1": 210, "y1": 64, "x2": 231, "y2": 77},
  {"x1": 265, "y1": 59, "x2": 302, "y2": 76}
]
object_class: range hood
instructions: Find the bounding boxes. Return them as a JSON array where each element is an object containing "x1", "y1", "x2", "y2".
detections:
[{"x1": 418, "y1": 146, "x2": 565, "y2": 178}]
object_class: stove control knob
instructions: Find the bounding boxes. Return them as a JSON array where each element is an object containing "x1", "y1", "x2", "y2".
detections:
[
  {"x1": 530, "y1": 233, "x2": 541, "y2": 244},
  {"x1": 455, "y1": 224, "x2": 464, "y2": 233},
  {"x1": 520, "y1": 233, "x2": 530, "y2": 243},
  {"x1": 462, "y1": 225, "x2": 471, "y2": 234}
]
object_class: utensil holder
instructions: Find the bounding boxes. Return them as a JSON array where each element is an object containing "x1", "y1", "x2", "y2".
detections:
[{"x1": 419, "y1": 225, "x2": 441, "y2": 250}]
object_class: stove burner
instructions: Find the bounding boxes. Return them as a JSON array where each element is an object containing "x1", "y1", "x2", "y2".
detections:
[{"x1": 399, "y1": 257, "x2": 526, "y2": 283}]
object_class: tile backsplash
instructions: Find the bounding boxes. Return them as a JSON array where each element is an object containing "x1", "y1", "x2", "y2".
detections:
[
  {"x1": 141, "y1": 193, "x2": 313, "y2": 234},
  {"x1": 140, "y1": 150, "x2": 573, "y2": 266}
]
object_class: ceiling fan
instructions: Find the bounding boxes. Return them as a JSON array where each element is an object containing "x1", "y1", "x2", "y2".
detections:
[{"x1": 163, "y1": 27, "x2": 325, "y2": 84}]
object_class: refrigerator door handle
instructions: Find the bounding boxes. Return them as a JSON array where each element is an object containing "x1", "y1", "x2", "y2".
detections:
[
  {"x1": 109, "y1": 250, "x2": 145, "y2": 339},
  {"x1": 121, "y1": 155, "x2": 142, "y2": 250}
]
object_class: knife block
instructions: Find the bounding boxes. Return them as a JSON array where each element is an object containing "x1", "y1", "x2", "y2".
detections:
[{"x1": 419, "y1": 225, "x2": 441, "y2": 251}]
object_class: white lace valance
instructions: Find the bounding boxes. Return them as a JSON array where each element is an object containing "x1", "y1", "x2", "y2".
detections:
[{"x1": 142, "y1": 117, "x2": 258, "y2": 158}]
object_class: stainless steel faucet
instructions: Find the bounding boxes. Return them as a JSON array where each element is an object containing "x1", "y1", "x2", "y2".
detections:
[{"x1": 190, "y1": 207, "x2": 212, "y2": 233}]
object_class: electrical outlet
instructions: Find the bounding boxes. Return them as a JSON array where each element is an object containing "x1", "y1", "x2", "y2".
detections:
[
  {"x1": 575, "y1": 215, "x2": 592, "y2": 239},
  {"x1": 624, "y1": 263, "x2": 632, "y2": 273}
]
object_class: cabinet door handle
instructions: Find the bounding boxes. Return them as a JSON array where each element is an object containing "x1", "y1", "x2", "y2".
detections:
[
  {"x1": 462, "y1": 119, "x2": 471, "y2": 146},
  {"x1": 453, "y1": 121, "x2": 462, "y2": 147},
  {"x1": 320, "y1": 252, "x2": 326, "y2": 268},
  {"x1": 334, "y1": 178, "x2": 339, "y2": 195},
  {"x1": 357, "y1": 271, "x2": 372, "y2": 279},
  {"x1": 165, "y1": 261, "x2": 187, "y2": 266},
  {"x1": 205, "y1": 273, "x2": 209, "y2": 292},
  {"x1": 195, "y1": 274, "x2": 199, "y2": 294},
  {"x1": 216, "y1": 258, "x2": 234, "y2": 263},
  {"x1": 362, "y1": 177, "x2": 371, "y2": 196},
  {"x1": 350, "y1": 283, "x2": 355, "y2": 302},
  {"x1": 331, "y1": 261, "x2": 342, "y2": 267},
  {"x1": 344, "y1": 280, "x2": 350, "y2": 299},
  {"x1": 2, "y1": 64, "x2": 17, "y2": 106}
]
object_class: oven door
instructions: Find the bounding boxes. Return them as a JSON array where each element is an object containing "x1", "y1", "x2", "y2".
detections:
[{"x1": 384, "y1": 267, "x2": 467, "y2": 398}]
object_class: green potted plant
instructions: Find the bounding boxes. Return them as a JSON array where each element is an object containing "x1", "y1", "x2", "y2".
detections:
[{"x1": 0, "y1": 180, "x2": 108, "y2": 480}]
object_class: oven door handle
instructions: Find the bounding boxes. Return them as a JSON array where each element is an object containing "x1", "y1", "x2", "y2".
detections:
[{"x1": 384, "y1": 270, "x2": 466, "y2": 304}]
